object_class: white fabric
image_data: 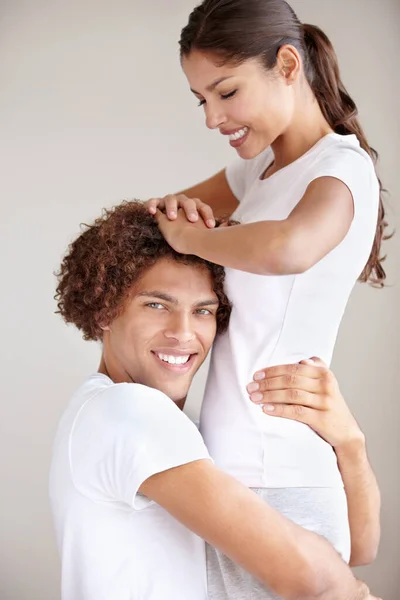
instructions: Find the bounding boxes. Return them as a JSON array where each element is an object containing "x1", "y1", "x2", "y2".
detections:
[
  {"x1": 49, "y1": 373, "x2": 210, "y2": 600},
  {"x1": 200, "y1": 133, "x2": 379, "y2": 488}
]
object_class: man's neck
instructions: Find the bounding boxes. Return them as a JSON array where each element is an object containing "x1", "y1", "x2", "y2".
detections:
[{"x1": 98, "y1": 355, "x2": 133, "y2": 384}]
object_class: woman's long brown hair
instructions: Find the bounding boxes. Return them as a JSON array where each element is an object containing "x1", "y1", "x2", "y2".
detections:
[{"x1": 180, "y1": 0, "x2": 391, "y2": 286}]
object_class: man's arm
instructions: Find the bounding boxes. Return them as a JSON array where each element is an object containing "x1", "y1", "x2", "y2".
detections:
[
  {"x1": 336, "y1": 436, "x2": 381, "y2": 566},
  {"x1": 140, "y1": 459, "x2": 374, "y2": 600},
  {"x1": 246, "y1": 359, "x2": 382, "y2": 569}
]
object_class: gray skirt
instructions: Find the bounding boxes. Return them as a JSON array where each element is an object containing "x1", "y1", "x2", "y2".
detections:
[{"x1": 206, "y1": 487, "x2": 351, "y2": 600}]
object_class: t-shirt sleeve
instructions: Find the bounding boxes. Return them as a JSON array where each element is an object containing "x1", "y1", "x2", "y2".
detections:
[
  {"x1": 69, "y1": 383, "x2": 211, "y2": 510},
  {"x1": 225, "y1": 147, "x2": 273, "y2": 202},
  {"x1": 306, "y1": 143, "x2": 379, "y2": 219}
]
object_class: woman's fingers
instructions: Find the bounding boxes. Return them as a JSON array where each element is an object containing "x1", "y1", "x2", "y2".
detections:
[
  {"x1": 179, "y1": 196, "x2": 216, "y2": 226},
  {"x1": 147, "y1": 194, "x2": 184, "y2": 220},
  {"x1": 164, "y1": 194, "x2": 202, "y2": 222},
  {"x1": 145, "y1": 197, "x2": 164, "y2": 215},
  {"x1": 146, "y1": 194, "x2": 216, "y2": 226},
  {"x1": 163, "y1": 194, "x2": 181, "y2": 219},
  {"x1": 197, "y1": 202, "x2": 216, "y2": 228},
  {"x1": 180, "y1": 196, "x2": 202, "y2": 222}
]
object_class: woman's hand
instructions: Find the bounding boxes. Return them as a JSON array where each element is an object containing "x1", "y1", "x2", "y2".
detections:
[
  {"x1": 247, "y1": 358, "x2": 364, "y2": 451},
  {"x1": 155, "y1": 208, "x2": 208, "y2": 254},
  {"x1": 145, "y1": 194, "x2": 216, "y2": 228}
]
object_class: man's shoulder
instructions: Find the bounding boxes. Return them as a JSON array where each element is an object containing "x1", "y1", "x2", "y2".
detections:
[
  {"x1": 68, "y1": 377, "x2": 199, "y2": 466},
  {"x1": 72, "y1": 375, "x2": 179, "y2": 429}
]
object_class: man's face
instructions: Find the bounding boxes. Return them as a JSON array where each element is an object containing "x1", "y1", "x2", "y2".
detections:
[{"x1": 101, "y1": 258, "x2": 219, "y2": 404}]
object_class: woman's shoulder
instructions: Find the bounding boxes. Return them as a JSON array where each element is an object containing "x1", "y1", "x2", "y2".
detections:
[
  {"x1": 313, "y1": 133, "x2": 375, "y2": 172},
  {"x1": 305, "y1": 133, "x2": 378, "y2": 187},
  {"x1": 306, "y1": 133, "x2": 379, "y2": 214}
]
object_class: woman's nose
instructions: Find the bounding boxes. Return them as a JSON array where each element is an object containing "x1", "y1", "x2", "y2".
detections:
[{"x1": 205, "y1": 103, "x2": 227, "y2": 130}]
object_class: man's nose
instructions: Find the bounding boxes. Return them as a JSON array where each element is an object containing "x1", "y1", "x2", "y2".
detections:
[{"x1": 164, "y1": 313, "x2": 196, "y2": 344}]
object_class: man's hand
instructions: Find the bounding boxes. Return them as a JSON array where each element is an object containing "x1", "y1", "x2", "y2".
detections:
[
  {"x1": 247, "y1": 358, "x2": 363, "y2": 450},
  {"x1": 351, "y1": 580, "x2": 381, "y2": 600}
]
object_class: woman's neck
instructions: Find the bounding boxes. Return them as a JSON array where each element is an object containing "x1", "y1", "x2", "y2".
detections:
[{"x1": 266, "y1": 95, "x2": 333, "y2": 178}]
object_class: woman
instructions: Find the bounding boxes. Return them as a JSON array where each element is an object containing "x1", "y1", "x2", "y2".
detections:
[{"x1": 146, "y1": 1, "x2": 384, "y2": 597}]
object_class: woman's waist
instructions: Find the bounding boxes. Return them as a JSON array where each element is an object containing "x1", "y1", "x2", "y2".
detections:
[
  {"x1": 201, "y1": 386, "x2": 330, "y2": 442},
  {"x1": 199, "y1": 415, "x2": 342, "y2": 488}
]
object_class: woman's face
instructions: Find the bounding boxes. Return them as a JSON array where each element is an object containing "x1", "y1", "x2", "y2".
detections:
[{"x1": 182, "y1": 51, "x2": 296, "y2": 159}]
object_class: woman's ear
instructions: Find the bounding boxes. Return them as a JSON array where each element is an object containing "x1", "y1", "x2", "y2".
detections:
[{"x1": 276, "y1": 44, "x2": 301, "y2": 85}]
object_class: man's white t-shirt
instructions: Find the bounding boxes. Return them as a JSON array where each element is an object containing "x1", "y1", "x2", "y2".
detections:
[
  {"x1": 200, "y1": 133, "x2": 380, "y2": 488},
  {"x1": 49, "y1": 373, "x2": 210, "y2": 600}
]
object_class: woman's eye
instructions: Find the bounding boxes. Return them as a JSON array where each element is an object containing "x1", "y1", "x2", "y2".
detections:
[
  {"x1": 197, "y1": 90, "x2": 236, "y2": 107},
  {"x1": 221, "y1": 90, "x2": 237, "y2": 100},
  {"x1": 146, "y1": 302, "x2": 165, "y2": 310}
]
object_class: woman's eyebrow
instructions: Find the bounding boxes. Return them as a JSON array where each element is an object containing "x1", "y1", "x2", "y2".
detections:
[{"x1": 190, "y1": 75, "x2": 235, "y2": 95}]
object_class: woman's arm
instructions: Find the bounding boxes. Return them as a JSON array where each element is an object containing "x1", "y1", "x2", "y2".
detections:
[
  {"x1": 248, "y1": 359, "x2": 381, "y2": 566},
  {"x1": 140, "y1": 460, "x2": 375, "y2": 600},
  {"x1": 155, "y1": 176, "x2": 354, "y2": 275}
]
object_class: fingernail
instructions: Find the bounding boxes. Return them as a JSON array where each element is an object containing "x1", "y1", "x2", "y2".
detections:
[
  {"x1": 254, "y1": 372, "x2": 265, "y2": 381},
  {"x1": 188, "y1": 212, "x2": 198, "y2": 221},
  {"x1": 206, "y1": 219, "x2": 215, "y2": 227},
  {"x1": 251, "y1": 392, "x2": 263, "y2": 402},
  {"x1": 169, "y1": 211, "x2": 177, "y2": 218},
  {"x1": 247, "y1": 382, "x2": 259, "y2": 393},
  {"x1": 263, "y1": 404, "x2": 275, "y2": 412}
]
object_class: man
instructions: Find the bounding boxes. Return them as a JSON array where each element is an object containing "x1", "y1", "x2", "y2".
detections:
[{"x1": 50, "y1": 201, "x2": 378, "y2": 600}]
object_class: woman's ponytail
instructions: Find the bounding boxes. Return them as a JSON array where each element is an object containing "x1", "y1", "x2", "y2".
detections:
[
  {"x1": 302, "y1": 23, "x2": 391, "y2": 287},
  {"x1": 180, "y1": 1, "x2": 391, "y2": 286}
]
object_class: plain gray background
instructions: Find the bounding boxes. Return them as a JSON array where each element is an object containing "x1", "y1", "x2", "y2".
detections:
[{"x1": 1, "y1": 0, "x2": 399, "y2": 598}]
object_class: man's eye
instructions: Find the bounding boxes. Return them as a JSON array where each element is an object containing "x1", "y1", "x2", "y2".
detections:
[
  {"x1": 146, "y1": 302, "x2": 164, "y2": 310},
  {"x1": 221, "y1": 90, "x2": 237, "y2": 100},
  {"x1": 196, "y1": 308, "x2": 213, "y2": 315}
]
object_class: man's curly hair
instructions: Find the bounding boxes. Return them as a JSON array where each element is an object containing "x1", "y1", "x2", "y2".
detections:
[{"x1": 55, "y1": 201, "x2": 232, "y2": 341}]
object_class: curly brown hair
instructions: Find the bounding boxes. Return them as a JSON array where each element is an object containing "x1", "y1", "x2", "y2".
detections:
[{"x1": 55, "y1": 201, "x2": 232, "y2": 341}]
